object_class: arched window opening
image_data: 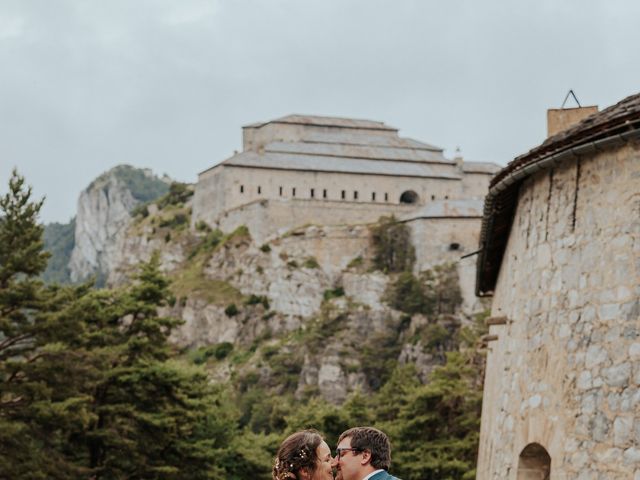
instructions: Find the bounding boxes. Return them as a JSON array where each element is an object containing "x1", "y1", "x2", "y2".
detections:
[
  {"x1": 372, "y1": 192, "x2": 376, "y2": 201},
  {"x1": 310, "y1": 188, "x2": 315, "y2": 198},
  {"x1": 240, "y1": 185, "x2": 244, "y2": 194},
  {"x1": 323, "y1": 189, "x2": 327, "y2": 199},
  {"x1": 517, "y1": 443, "x2": 551, "y2": 480},
  {"x1": 399, "y1": 190, "x2": 419, "y2": 204}
]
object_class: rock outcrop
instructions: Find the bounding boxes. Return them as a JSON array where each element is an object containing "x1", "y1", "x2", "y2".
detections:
[{"x1": 68, "y1": 165, "x2": 169, "y2": 283}]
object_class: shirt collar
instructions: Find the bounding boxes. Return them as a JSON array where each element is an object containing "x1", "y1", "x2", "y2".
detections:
[{"x1": 362, "y1": 469, "x2": 384, "y2": 480}]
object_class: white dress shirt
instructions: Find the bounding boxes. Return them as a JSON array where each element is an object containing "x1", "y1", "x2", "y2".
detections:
[{"x1": 362, "y1": 470, "x2": 384, "y2": 480}]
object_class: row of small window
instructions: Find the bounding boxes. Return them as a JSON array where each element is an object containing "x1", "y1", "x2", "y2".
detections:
[{"x1": 239, "y1": 185, "x2": 390, "y2": 202}]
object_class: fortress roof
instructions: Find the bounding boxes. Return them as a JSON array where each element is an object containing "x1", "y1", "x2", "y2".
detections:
[
  {"x1": 476, "y1": 91, "x2": 640, "y2": 296},
  {"x1": 221, "y1": 151, "x2": 461, "y2": 179},
  {"x1": 244, "y1": 114, "x2": 397, "y2": 131},
  {"x1": 201, "y1": 113, "x2": 497, "y2": 181}
]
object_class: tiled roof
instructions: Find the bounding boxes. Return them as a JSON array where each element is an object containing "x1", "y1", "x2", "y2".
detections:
[
  {"x1": 477, "y1": 92, "x2": 640, "y2": 296},
  {"x1": 300, "y1": 131, "x2": 442, "y2": 151},
  {"x1": 244, "y1": 114, "x2": 396, "y2": 131},
  {"x1": 221, "y1": 151, "x2": 461, "y2": 179},
  {"x1": 263, "y1": 141, "x2": 450, "y2": 164}
]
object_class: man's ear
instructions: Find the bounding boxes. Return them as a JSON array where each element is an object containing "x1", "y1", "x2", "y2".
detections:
[{"x1": 360, "y1": 450, "x2": 372, "y2": 466}]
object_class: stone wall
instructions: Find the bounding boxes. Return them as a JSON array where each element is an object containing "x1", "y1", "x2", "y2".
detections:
[
  {"x1": 476, "y1": 143, "x2": 640, "y2": 479},
  {"x1": 407, "y1": 217, "x2": 484, "y2": 312},
  {"x1": 217, "y1": 197, "x2": 416, "y2": 244},
  {"x1": 192, "y1": 164, "x2": 463, "y2": 230}
]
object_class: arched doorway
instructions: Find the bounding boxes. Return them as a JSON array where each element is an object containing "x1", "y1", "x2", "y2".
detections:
[
  {"x1": 517, "y1": 443, "x2": 551, "y2": 480},
  {"x1": 399, "y1": 190, "x2": 419, "y2": 204}
]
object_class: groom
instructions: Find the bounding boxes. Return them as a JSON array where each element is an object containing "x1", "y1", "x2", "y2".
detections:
[{"x1": 332, "y1": 427, "x2": 401, "y2": 480}]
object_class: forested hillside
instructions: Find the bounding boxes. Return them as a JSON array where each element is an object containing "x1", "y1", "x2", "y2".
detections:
[{"x1": 1, "y1": 170, "x2": 488, "y2": 479}]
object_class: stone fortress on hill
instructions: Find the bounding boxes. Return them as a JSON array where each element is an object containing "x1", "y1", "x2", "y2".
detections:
[{"x1": 192, "y1": 114, "x2": 498, "y2": 243}]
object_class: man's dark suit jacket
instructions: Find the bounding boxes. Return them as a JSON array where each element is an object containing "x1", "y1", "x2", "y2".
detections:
[{"x1": 369, "y1": 470, "x2": 401, "y2": 480}]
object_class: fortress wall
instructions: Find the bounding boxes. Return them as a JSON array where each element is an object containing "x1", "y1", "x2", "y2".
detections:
[
  {"x1": 215, "y1": 166, "x2": 461, "y2": 218},
  {"x1": 217, "y1": 198, "x2": 415, "y2": 243},
  {"x1": 461, "y1": 171, "x2": 493, "y2": 199},
  {"x1": 191, "y1": 166, "x2": 228, "y2": 228},
  {"x1": 407, "y1": 217, "x2": 484, "y2": 313},
  {"x1": 476, "y1": 143, "x2": 640, "y2": 479}
]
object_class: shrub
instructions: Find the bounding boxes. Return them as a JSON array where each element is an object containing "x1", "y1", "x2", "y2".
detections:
[
  {"x1": 323, "y1": 287, "x2": 345, "y2": 301},
  {"x1": 213, "y1": 342, "x2": 234, "y2": 360},
  {"x1": 385, "y1": 272, "x2": 432, "y2": 315},
  {"x1": 225, "y1": 304, "x2": 239, "y2": 317},
  {"x1": 303, "y1": 257, "x2": 320, "y2": 269},
  {"x1": 195, "y1": 220, "x2": 211, "y2": 232},
  {"x1": 159, "y1": 212, "x2": 188, "y2": 229},
  {"x1": 347, "y1": 256, "x2": 363, "y2": 269},
  {"x1": 260, "y1": 243, "x2": 271, "y2": 253},
  {"x1": 371, "y1": 216, "x2": 415, "y2": 273},
  {"x1": 246, "y1": 294, "x2": 270, "y2": 310},
  {"x1": 158, "y1": 182, "x2": 194, "y2": 209}
]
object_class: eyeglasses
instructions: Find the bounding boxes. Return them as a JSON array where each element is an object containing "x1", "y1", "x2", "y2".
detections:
[{"x1": 335, "y1": 448, "x2": 362, "y2": 459}]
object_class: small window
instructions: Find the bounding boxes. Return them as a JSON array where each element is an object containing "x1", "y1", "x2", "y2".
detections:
[
  {"x1": 323, "y1": 189, "x2": 327, "y2": 199},
  {"x1": 384, "y1": 193, "x2": 388, "y2": 202},
  {"x1": 240, "y1": 185, "x2": 244, "y2": 193},
  {"x1": 292, "y1": 188, "x2": 296, "y2": 197},
  {"x1": 258, "y1": 186, "x2": 261, "y2": 194},
  {"x1": 444, "y1": 195, "x2": 449, "y2": 200},
  {"x1": 341, "y1": 190, "x2": 346, "y2": 200},
  {"x1": 449, "y1": 243, "x2": 460, "y2": 251},
  {"x1": 431, "y1": 194, "x2": 436, "y2": 201},
  {"x1": 279, "y1": 186, "x2": 283, "y2": 196},
  {"x1": 354, "y1": 191, "x2": 358, "y2": 200},
  {"x1": 310, "y1": 188, "x2": 315, "y2": 198},
  {"x1": 372, "y1": 192, "x2": 376, "y2": 201}
]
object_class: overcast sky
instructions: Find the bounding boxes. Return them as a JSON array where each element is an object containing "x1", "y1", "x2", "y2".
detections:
[{"x1": 2, "y1": 0, "x2": 639, "y2": 223}]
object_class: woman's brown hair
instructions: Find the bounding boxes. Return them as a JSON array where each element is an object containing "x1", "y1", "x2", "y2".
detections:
[{"x1": 272, "y1": 429, "x2": 323, "y2": 480}]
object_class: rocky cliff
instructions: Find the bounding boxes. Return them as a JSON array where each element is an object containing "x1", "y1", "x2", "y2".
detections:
[
  {"x1": 45, "y1": 167, "x2": 487, "y2": 404},
  {"x1": 105, "y1": 187, "x2": 487, "y2": 403},
  {"x1": 66, "y1": 165, "x2": 169, "y2": 284}
]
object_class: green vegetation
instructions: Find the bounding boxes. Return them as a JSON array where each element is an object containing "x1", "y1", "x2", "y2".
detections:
[
  {"x1": 371, "y1": 216, "x2": 416, "y2": 273},
  {"x1": 90, "y1": 164, "x2": 170, "y2": 204},
  {"x1": 246, "y1": 294, "x2": 270, "y2": 310},
  {"x1": 225, "y1": 303, "x2": 239, "y2": 317},
  {"x1": 347, "y1": 255, "x2": 364, "y2": 269},
  {"x1": 260, "y1": 243, "x2": 271, "y2": 253},
  {"x1": 3, "y1": 172, "x2": 485, "y2": 480},
  {"x1": 41, "y1": 218, "x2": 75, "y2": 283},
  {"x1": 323, "y1": 286, "x2": 345, "y2": 301},
  {"x1": 157, "y1": 181, "x2": 194, "y2": 209},
  {"x1": 302, "y1": 256, "x2": 320, "y2": 269},
  {"x1": 0, "y1": 171, "x2": 227, "y2": 478},
  {"x1": 384, "y1": 263, "x2": 462, "y2": 316},
  {"x1": 189, "y1": 342, "x2": 235, "y2": 364}
]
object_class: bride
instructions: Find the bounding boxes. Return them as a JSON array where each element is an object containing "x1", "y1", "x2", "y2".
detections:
[{"x1": 272, "y1": 429, "x2": 334, "y2": 480}]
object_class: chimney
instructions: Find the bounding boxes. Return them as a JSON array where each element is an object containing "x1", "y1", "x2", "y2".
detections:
[{"x1": 547, "y1": 105, "x2": 598, "y2": 137}]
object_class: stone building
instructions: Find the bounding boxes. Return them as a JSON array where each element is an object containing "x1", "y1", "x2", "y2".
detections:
[
  {"x1": 475, "y1": 93, "x2": 640, "y2": 479},
  {"x1": 192, "y1": 114, "x2": 498, "y2": 244}
]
